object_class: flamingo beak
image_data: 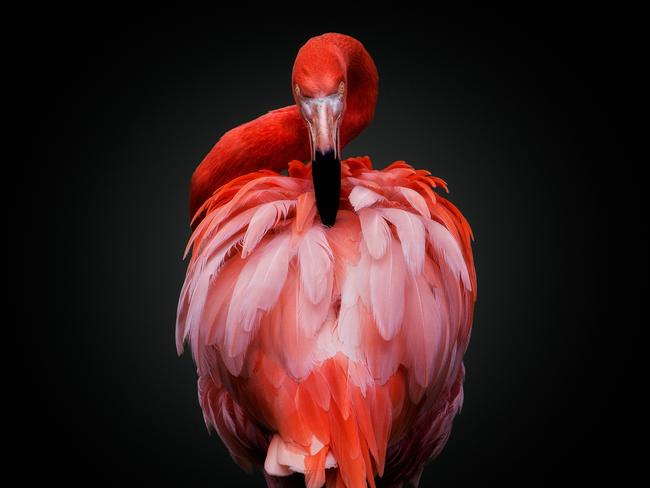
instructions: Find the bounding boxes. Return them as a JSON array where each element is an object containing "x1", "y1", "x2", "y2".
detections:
[{"x1": 298, "y1": 93, "x2": 343, "y2": 227}]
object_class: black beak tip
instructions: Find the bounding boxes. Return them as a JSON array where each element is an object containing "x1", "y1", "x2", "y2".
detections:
[
  {"x1": 320, "y1": 210, "x2": 337, "y2": 227},
  {"x1": 312, "y1": 150, "x2": 341, "y2": 227}
]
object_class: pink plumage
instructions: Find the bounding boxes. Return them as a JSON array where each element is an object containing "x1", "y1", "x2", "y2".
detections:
[{"x1": 177, "y1": 34, "x2": 476, "y2": 488}]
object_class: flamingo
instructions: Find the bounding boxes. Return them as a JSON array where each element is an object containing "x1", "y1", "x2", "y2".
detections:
[{"x1": 176, "y1": 33, "x2": 477, "y2": 488}]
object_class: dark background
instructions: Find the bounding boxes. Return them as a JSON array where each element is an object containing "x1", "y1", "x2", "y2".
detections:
[{"x1": 29, "y1": 6, "x2": 625, "y2": 486}]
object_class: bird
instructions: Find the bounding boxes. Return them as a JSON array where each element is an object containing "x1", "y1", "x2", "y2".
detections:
[{"x1": 176, "y1": 33, "x2": 477, "y2": 488}]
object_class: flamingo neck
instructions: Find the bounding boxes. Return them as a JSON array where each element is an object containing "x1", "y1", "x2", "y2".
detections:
[{"x1": 189, "y1": 34, "x2": 378, "y2": 225}]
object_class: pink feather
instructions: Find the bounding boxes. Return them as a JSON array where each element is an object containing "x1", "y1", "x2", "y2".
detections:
[
  {"x1": 404, "y1": 273, "x2": 443, "y2": 389},
  {"x1": 424, "y1": 219, "x2": 472, "y2": 291},
  {"x1": 380, "y1": 208, "x2": 426, "y2": 275},
  {"x1": 369, "y1": 238, "x2": 406, "y2": 340},
  {"x1": 241, "y1": 200, "x2": 295, "y2": 258},
  {"x1": 391, "y1": 186, "x2": 431, "y2": 218},
  {"x1": 294, "y1": 191, "x2": 317, "y2": 234},
  {"x1": 358, "y1": 208, "x2": 391, "y2": 259},
  {"x1": 225, "y1": 232, "x2": 293, "y2": 358},
  {"x1": 298, "y1": 226, "x2": 333, "y2": 304},
  {"x1": 348, "y1": 186, "x2": 386, "y2": 211},
  {"x1": 297, "y1": 226, "x2": 334, "y2": 336}
]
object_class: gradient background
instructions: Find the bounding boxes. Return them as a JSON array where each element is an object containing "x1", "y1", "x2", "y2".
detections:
[{"x1": 33, "y1": 7, "x2": 616, "y2": 486}]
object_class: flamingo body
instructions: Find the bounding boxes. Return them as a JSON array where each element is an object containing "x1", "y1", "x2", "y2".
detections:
[{"x1": 177, "y1": 34, "x2": 476, "y2": 488}]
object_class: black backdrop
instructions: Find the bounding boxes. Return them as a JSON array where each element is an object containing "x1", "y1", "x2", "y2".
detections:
[{"x1": 30, "y1": 6, "x2": 622, "y2": 486}]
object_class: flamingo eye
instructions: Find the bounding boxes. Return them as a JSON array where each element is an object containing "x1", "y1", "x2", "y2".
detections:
[
  {"x1": 338, "y1": 81, "x2": 345, "y2": 95},
  {"x1": 295, "y1": 85, "x2": 301, "y2": 96}
]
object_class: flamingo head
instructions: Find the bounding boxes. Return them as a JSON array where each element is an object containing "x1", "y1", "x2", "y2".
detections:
[{"x1": 292, "y1": 41, "x2": 346, "y2": 226}]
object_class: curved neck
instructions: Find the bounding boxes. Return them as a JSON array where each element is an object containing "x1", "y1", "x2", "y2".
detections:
[
  {"x1": 189, "y1": 34, "x2": 378, "y2": 225},
  {"x1": 189, "y1": 105, "x2": 308, "y2": 223}
]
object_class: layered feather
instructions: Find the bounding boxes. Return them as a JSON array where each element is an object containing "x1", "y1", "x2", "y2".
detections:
[{"x1": 176, "y1": 157, "x2": 476, "y2": 488}]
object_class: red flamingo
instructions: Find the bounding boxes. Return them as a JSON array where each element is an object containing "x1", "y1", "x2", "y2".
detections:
[{"x1": 177, "y1": 33, "x2": 476, "y2": 488}]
